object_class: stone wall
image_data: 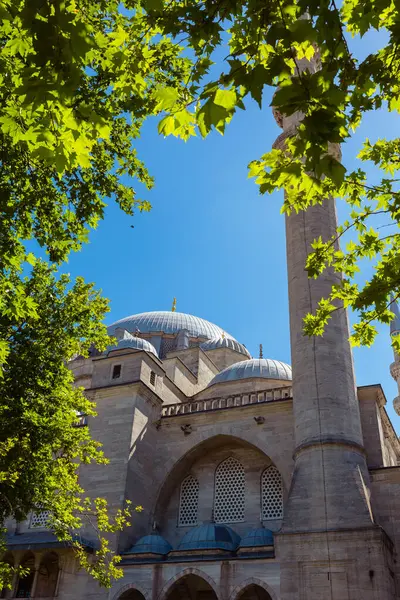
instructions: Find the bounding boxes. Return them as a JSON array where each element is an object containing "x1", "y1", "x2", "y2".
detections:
[
  {"x1": 109, "y1": 560, "x2": 281, "y2": 600},
  {"x1": 151, "y1": 399, "x2": 294, "y2": 533},
  {"x1": 277, "y1": 526, "x2": 396, "y2": 600}
]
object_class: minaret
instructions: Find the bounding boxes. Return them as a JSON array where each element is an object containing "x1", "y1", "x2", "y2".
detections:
[
  {"x1": 390, "y1": 295, "x2": 400, "y2": 416},
  {"x1": 273, "y1": 53, "x2": 373, "y2": 532}
]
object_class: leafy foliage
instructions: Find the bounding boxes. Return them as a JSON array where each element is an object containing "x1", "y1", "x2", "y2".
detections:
[
  {"x1": 0, "y1": 0, "x2": 190, "y2": 590},
  {"x1": 142, "y1": 0, "x2": 400, "y2": 350},
  {"x1": 1, "y1": 0, "x2": 400, "y2": 591}
]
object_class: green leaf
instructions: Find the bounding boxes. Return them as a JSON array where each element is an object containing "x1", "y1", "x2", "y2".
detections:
[
  {"x1": 142, "y1": 0, "x2": 163, "y2": 11},
  {"x1": 153, "y1": 86, "x2": 179, "y2": 111},
  {"x1": 158, "y1": 115, "x2": 176, "y2": 136},
  {"x1": 214, "y1": 88, "x2": 237, "y2": 110}
]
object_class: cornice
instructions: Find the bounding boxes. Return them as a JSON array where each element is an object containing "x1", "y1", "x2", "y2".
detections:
[{"x1": 86, "y1": 379, "x2": 163, "y2": 409}]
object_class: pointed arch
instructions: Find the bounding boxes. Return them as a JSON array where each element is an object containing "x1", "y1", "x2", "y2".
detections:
[
  {"x1": 111, "y1": 582, "x2": 150, "y2": 600},
  {"x1": 15, "y1": 552, "x2": 35, "y2": 599},
  {"x1": 35, "y1": 552, "x2": 59, "y2": 598},
  {"x1": 178, "y1": 474, "x2": 199, "y2": 526},
  {"x1": 214, "y1": 456, "x2": 245, "y2": 523},
  {"x1": 261, "y1": 465, "x2": 283, "y2": 520},
  {"x1": 229, "y1": 577, "x2": 279, "y2": 600},
  {"x1": 152, "y1": 434, "x2": 288, "y2": 526},
  {"x1": 159, "y1": 568, "x2": 220, "y2": 600}
]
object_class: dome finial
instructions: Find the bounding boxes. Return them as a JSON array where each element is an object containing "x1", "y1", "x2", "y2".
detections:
[
  {"x1": 259, "y1": 343, "x2": 263, "y2": 359},
  {"x1": 171, "y1": 297, "x2": 177, "y2": 312}
]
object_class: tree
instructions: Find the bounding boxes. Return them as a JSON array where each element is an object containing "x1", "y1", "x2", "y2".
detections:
[
  {"x1": 145, "y1": 0, "x2": 400, "y2": 350},
  {"x1": 0, "y1": 0, "x2": 189, "y2": 589},
  {"x1": 0, "y1": 263, "x2": 134, "y2": 589},
  {"x1": 1, "y1": 0, "x2": 400, "y2": 590}
]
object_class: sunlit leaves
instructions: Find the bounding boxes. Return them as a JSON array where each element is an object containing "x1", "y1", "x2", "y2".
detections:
[
  {"x1": 0, "y1": 0, "x2": 192, "y2": 590},
  {"x1": 2, "y1": 0, "x2": 400, "y2": 588},
  {"x1": 153, "y1": 86, "x2": 180, "y2": 111}
]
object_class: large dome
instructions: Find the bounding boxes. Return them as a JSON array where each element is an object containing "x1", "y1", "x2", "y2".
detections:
[
  {"x1": 108, "y1": 311, "x2": 235, "y2": 341},
  {"x1": 208, "y1": 358, "x2": 292, "y2": 387}
]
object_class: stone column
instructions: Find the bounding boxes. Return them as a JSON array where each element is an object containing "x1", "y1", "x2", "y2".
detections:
[
  {"x1": 30, "y1": 553, "x2": 42, "y2": 598},
  {"x1": 273, "y1": 102, "x2": 373, "y2": 533}
]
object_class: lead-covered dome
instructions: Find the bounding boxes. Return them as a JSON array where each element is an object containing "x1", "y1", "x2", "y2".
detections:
[
  {"x1": 128, "y1": 534, "x2": 172, "y2": 555},
  {"x1": 200, "y1": 337, "x2": 251, "y2": 358},
  {"x1": 106, "y1": 329, "x2": 158, "y2": 357},
  {"x1": 178, "y1": 524, "x2": 240, "y2": 552},
  {"x1": 208, "y1": 358, "x2": 292, "y2": 387},
  {"x1": 108, "y1": 311, "x2": 235, "y2": 341},
  {"x1": 239, "y1": 528, "x2": 274, "y2": 548}
]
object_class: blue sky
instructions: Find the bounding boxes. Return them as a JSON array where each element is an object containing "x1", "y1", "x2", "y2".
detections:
[{"x1": 64, "y1": 28, "x2": 400, "y2": 431}]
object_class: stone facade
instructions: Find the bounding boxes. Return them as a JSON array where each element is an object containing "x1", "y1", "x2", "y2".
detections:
[
  {"x1": 4, "y1": 45, "x2": 400, "y2": 600},
  {"x1": 3, "y1": 328, "x2": 400, "y2": 600}
]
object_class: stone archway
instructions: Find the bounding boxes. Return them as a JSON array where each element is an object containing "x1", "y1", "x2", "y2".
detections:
[
  {"x1": 230, "y1": 578, "x2": 278, "y2": 600},
  {"x1": 15, "y1": 552, "x2": 35, "y2": 598},
  {"x1": 236, "y1": 585, "x2": 272, "y2": 600},
  {"x1": 159, "y1": 568, "x2": 219, "y2": 600},
  {"x1": 111, "y1": 582, "x2": 150, "y2": 600},
  {"x1": 152, "y1": 434, "x2": 286, "y2": 526},
  {"x1": 35, "y1": 552, "x2": 59, "y2": 597}
]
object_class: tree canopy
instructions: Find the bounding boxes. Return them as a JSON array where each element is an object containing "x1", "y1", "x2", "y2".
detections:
[{"x1": 1, "y1": 0, "x2": 400, "y2": 591}]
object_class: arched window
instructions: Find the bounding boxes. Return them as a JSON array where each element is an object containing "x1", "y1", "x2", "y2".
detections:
[
  {"x1": 214, "y1": 457, "x2": 245, "y2": 523},
  {"x1": 16, "y1": 552, "x2": 35, "y2": 598},
  {"x1": 35, "y1": 552, "x2": 59, "y2": 598},
  {"x1": 178, "y1": 475, "x2": 199, "y2": 526},
  {"x1": 261, "y1": 465, "x2": 283, "y2": 520}
]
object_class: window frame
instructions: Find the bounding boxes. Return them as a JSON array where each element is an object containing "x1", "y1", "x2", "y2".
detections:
[
  {"x1": 261, "y1": 464, "x2": 284, "y2": 521},
  {"x1": 111, "y1": 363, "x2": 122, "y2": 380}
]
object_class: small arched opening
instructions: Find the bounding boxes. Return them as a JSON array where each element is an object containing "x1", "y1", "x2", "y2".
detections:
[
  {"x1": 164, "y1": 574, "x2": 218, "y2": 600},
  {"x1": 119, "y1": 590, "x2": 146, "y2": 600},
  {"x1": 15, "y1": 552, "x2": 35, "y2": 598},
  {"x1": 236, "y1": 584, "x2": 273, "y2": 600},
  {"x1": 35, "y1": 552, "x2": 59, "y2": 597}
]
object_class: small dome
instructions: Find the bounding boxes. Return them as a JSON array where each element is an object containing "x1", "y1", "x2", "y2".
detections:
[
  {"x1": 128, "y1": 534, "x2": 172, "y2": 555},
  {"x1": 178, "y1": 524, "x2": 240, "y2": 552},
  {"x1": 239, "y1": 528, "x2": 274, "y2": 548},
  {"x1": 208, "y1": 358, "x2": 292, "y2": 387},
  {"x1": 200, "y1": 337, "x2": 251, "y2": 359},
  {"x1": 106, "y1": 328, "x2": 158, "y2": 357}
]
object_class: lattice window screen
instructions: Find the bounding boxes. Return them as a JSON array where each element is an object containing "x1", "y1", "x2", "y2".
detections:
[
  {"x1": 161, "y1": 338, "x2": 176, "y2": 358},
  {"x1": 30, "y1": 509, "x2": 50, "y2": 528},
  {"x1": 261, "y1": 466, "x2": 283, "y2": 520},
  {"x1": 214, "y1": 457, "x2": 245, "y2": 523},
  {"x1": 179, "y1": 475, "x2": 199, "y2": 526}
]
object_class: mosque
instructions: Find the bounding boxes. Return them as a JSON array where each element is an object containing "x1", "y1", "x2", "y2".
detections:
[
  {"x1": 4, "y1": 56, "x2": 400, "y2": 600},
  {"x1": 4, "y1": 299, "x2": 400, "y2": 600}
]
